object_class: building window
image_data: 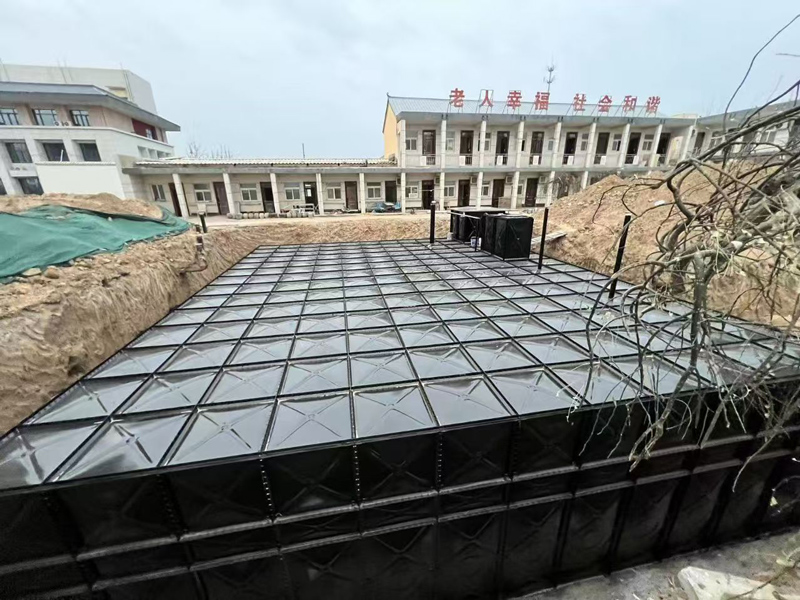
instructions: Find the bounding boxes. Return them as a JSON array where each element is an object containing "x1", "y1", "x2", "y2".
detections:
[
  {"x1": 42, "y1": 142, "x2": 69, "y2": 162},
  {"x1": 446, "y1": 131, "x2": 456, "y2": 152},
  {"x1": 152, "y1": 184, "x2": 166, "y2": 202},
  {"x1": 70, "y1": 110, "x2": 91, "y2": 127},
  {"x1": 547, "y1": 138, "x2": 554, "y2": 152},
  {"x1": 521, "y1": 137, "x2": 526, "y2": 152},
  {"x1": 285, "y1": 184, "x2": 301, "y2": 201},
  {"x1": 79, "y1": 142, "x2": 101, "y2": 162},
  {"x1": 145, "y1": 129, "x2": 154, "y2": 140},
  {"x1": 405, "y1": 184, "x2": 419, "y2": 198},
  {"x1": 0, "y1": 108, "x2": 19, "y2": 125},
  {"x1": 194, "y1": 183, "x2": 213, "y2": 203},
  {"x1": 241, "y1": 185, "x2": 259, "y2": 202},
  {"x1": 5, "y1": 141, "x2": 32, "y2": 163},
  {"x1": 481, "y1": 184, "x2": 489, "y2": 196},
  {"x1": 484, "y1": 131, "x2": 491, "y2": 152},
  {"x1": 444, "y1": 185, "x2": 455, "y2": 197},
  {"x1": 580, "y1": 132, "x2": 589, "y2": 152},
  {"x1": 326, "y1": 186, "x2": 342, "y2": 200},
  {"x1": 760, "y1": 127, "x2": 778, "y2": 144},
  {"x1": 611, "y1": 134, "x2": 623, "y2": 152},
  {"x1": 367, "y1": 183, "x2": 382, "y2": 200},
  {"x1": 32, "y1": 109, "x2": 59, "y2": 126},
  {"x1": 517, "y1": 184, "x2": 523, "y2": 196},
  {"x1": 19, "y1": 177, "x2": 43, "y2": 195},
  {"x1": 0, "y1": 178, "x2": 6, "y2": 196},
  {"x1": 642, "y1": 133, "x2": 654, "y2": 152},
  {"x1": 405, "y1": 133, "x2": 417, "y2": 151}
]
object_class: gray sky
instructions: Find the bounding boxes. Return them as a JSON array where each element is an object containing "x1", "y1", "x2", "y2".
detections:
[{"x1": 2, "y1": 0, "x2": 799, "y2": 157}]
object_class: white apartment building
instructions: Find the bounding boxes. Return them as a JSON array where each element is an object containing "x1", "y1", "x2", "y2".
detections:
[
  {"x1": 127, "y1": 94, "x2": 700, "y2": 218},
  {"x1": 0, "y1": 70, "x2": 179, "y2": 199},
  {"x1": 0, "y1": 63, "x2": 158, "y2": 114}
]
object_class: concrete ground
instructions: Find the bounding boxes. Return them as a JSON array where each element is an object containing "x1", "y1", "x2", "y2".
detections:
[{"x1": 524, "y1": 531, "x2": 799, "y2": 599}]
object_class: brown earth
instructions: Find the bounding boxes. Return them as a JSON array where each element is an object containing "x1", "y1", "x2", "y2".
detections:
[
  {"x1": 538, "y1": 173, "x2": 800, "y2": 327},
  {"x1": 0, "y1": 196, "x2": 449, "y2": 434},
  {"x1": 0, "y1": 192, "x2": 163, "y2": 219}
]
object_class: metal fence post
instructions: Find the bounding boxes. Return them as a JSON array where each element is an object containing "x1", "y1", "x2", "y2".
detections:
[
  {"x1": 537, "y1": 207, "x2": 549, "y2": 271},
  {"x1": 199, "y1": 213, "x2": 208, "y2": 234},
  {"x1": 608, "y1": 213, "x2": 633, "y2": 299},
  {"x1": 430, "y1": 201, "x2": 436, "y2": 245}
]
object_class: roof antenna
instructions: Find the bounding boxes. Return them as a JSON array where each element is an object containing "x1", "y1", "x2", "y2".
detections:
[
  {"x1": 544, "y1": 61, "x2": 556, "y2": 95},
  {"x1": 302, "y1": 143, "x2": 306, "y2": 159}
]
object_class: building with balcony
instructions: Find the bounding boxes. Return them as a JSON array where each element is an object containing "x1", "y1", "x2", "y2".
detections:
[
  {"x1": 125, "y1": 94, "x2": 703, "y2": 218},
  {"x1": 120, "y1": 94, "x2": 796, "y2": 218},
  {"x1": 0, "y1": 68, "x2": 179, "y2": 199}
]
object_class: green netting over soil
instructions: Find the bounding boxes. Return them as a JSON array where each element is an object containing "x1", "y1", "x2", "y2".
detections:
[{"x1": 0, "y1": 205, "x2": 191, "y2": 279}]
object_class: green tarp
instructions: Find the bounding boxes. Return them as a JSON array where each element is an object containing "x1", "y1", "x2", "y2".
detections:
[{"x1": 0, "y1": 205, "x2": 191, "y2": 279}]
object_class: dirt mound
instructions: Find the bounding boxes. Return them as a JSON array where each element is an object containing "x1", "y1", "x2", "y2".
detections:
[
  {"x1": 539, "y1": 173, "x2": 799, "y2": 326},
  {"x1": 0, "y1": 213, "x2": 449, "y2": 434},
  {"x1": 0, "y1": 192, "x2": 162, "y2": 219}
]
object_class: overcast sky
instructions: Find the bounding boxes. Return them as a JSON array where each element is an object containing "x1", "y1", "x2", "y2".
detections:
[{"x1": 2, "y1": 0, "x2": 798, "y2": 157}]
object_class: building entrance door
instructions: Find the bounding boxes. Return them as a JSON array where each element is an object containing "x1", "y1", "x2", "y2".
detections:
[
  {"x1": 421, "y1": 180, "x2": 435, "y2": 209},
  {"x1": 524, "y1": 178, "x2": 539, "y2": 207},
  {"x1": 459, "y1": 131, "x2": 473, "y2": 155},
  {"x1": 260, "y1": 182, "x2": 273, "y2": 212},
  {"x1": 457, "y1": 180, "x2": 470, "y2": 207},
  {"x1": 303, "y1": 182, "x2": 318, "y2": 211},
  {"x1": 345, "y1": 181, "x2": 359, "y2": 210},
  {"x1": 384, "y1": 180, "x2": 397, "y2": 207},
  {"x1": 491, "y1": 179, "x2": 505, "y2": 207},
  {"x1": 168, "y1": 183, "x2": 182, "y2": 216},
  {"x1": 596, "y1": 132, "x2": 610, "y2": 156},
  {"x1": 213, "y1": 181, "x2": 230, "y2": 215},
  {"x1": 625, "y1": 133, "x2": 641, "y2": 163}
]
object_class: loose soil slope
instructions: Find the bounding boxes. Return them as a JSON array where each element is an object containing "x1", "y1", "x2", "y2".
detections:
[
  {"x1": 0, "y1": 193, "x2": 448, "y2": 433},
  {"x1": 539, "y1": 173, "x2": 799, "y2": 327}
]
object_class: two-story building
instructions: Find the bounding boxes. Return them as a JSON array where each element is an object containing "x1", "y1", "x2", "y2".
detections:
[
  {"x1": 0, "y1": 76, "x2": 179, "y2": 199},
  {"x1": 126, "y1": 95, "x2": 700, "y2": 218}
]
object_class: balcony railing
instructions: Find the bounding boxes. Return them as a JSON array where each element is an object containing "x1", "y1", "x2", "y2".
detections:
[
  {"x1": 562, "y1": 154, "x2": 575, "y2": 166},
  {"x1": 459, "y1": 154, "x2": 473, "y2": 166},
  {"x1": 529, "y1": 154, "x2": 542, "y2": 166},
  {"x1": 594, "y1": 154, "x2": 608, "y2": 166},
  {"x1": 624, "y1": 154, "x2": 640, "y2": 165},
  {"x1": 420, "y1": 155, "x2": 436, "y2": 166},
  {"x1": 495, "y1": 154, "x2": 508, "y2": 166}
]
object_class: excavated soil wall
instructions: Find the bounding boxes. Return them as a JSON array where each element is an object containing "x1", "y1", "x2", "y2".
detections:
[{"x1": 0, "y1": 216, "x2": 449, "y2": 433}]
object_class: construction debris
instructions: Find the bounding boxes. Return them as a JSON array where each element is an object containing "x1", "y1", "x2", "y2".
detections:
[{"x1": 678, "y1": 566, "x2": 800, "y2": 600}]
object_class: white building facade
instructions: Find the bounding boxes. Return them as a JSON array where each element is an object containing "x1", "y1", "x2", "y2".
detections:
[
  {"x1": 0, "y1": 77, "x2": 179, "y2": 199},
  {"x1": 128, "y1": 95, "x2": 703, "y2": 218}
]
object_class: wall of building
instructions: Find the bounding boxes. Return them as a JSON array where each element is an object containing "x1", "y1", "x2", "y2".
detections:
[
  {"x1": 383, "y1": 106, "x2": 397, "y2": 159},
  {"x1": 0, "y1": 125, "x2": 173, "y2": 196},
  {"x1": 0, "y1": 64, "x2": 158, "y2": 113},
  {"x1": 36, "y1": 163, "x2": 126, "y2": 197}
]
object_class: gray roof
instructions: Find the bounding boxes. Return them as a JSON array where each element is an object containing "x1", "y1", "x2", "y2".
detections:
[
  {"x1": 697, "y1": 99, "x2": 800, "y2": 128},
  {"x1": 136, "y1": 157, "x2": 395, "y2": 167},
  {"x1": 388, "y1": 95, "x2": 674, "y2": 120},
  {"x1": 0, "y1": 81, "x2": 180, "y2": 131}
]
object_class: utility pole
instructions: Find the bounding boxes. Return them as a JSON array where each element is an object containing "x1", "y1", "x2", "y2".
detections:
[{"x1": 302, "y1": 143, "x2": 306, "y2": 159}]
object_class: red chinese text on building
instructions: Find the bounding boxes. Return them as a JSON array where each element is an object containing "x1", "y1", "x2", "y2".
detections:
[
  {"x1": 449, "y1": 88, "x2": 465, "y2": 108},
  {"x1": 572, "y1": 93, "x2": 586, "y2": 112},
  {"x1": 534, "y1": 91, "x2": 550, "y2": 111},
  {"x1": 622, "y1": 95, "x2": 638, "y2": 113},
  {"x1": 506, "y1": 90, "x2": 522, "y2": 109},
  {"x1": 598, "y1": 95, "x2": 613, "y2": 113},
  {"x1": 645, "y1": 96, "x2": 661, "y2": 114},
  {"x1": 480, "y1": 90, "x2": 494, "y2": 108}
]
